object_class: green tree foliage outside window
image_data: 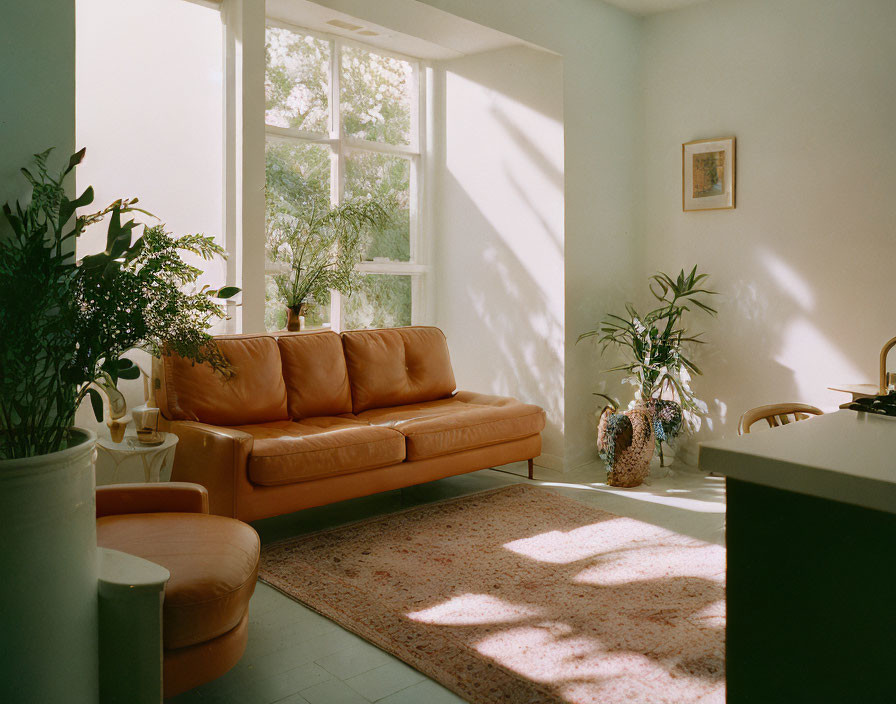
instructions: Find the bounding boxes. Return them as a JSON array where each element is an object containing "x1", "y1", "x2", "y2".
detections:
[
  {"x1": 265, "y1": 29, "x2": 329, "y2": 133},
  {"x1": 263, "y1": 25, "x2": 417, "y2": 332},
  {"x1": 341, "y1": 45, "x2": 412, "y2": 146}
]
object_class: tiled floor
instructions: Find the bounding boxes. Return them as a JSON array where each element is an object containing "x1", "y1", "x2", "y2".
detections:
[{"x1": 167, "y1": 459, "x2": 726, "y2": 704}]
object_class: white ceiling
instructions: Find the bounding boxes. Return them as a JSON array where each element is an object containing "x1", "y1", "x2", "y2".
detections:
[
  {"x1": 602, "y1": 0, "x2": 710, "y2": 16},
  {"x1": 267, "y1": 0, "x2": 526, "y2": 59}
]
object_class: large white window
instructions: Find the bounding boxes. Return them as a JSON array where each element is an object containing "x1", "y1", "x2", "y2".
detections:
[{"x1": 263, "y1": 20, "x2": 426, "y2": 331}]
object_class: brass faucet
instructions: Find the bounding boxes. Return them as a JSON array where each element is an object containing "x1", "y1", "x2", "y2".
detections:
[{"x1": 880, "y1": 336, "x2": 896, "y2": 394}]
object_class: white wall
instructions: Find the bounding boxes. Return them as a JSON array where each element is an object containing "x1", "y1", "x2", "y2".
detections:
[
  {"x1": 642, "y1": 0, "x2": 896, "y2": 446},
  {"x1": 0, "y1": 1, "x2": 75, "y2": 207},
  {"x1": 435, "y1": 46, "x2": 565, "y2": 467},
  {"x1": 76, "y1": 0, "x2": 225, "y2": 277},
  {"x1": 75, "y1": 0, "x2": 227, "y2": 435}
]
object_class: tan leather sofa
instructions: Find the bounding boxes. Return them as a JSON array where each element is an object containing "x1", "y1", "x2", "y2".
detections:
[
  {"x1": 154, "y1": 326, "x2": 545, "y2": 521},
  {"x1": 96, "y1": 482, "x2": 260, "y2": 697}
]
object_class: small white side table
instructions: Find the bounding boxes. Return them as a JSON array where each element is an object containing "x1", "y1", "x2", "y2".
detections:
[{"x1": 95, "y1": 433, "x2": 178, "y2": 485}]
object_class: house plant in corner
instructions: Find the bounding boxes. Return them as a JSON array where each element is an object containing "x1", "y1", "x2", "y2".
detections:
[
  {"x1": 0, "y1": 148, "x2": 236, "y2": 702},
  {"x1": 579, "y1": 266, "x2": 717, "y2": 486},
  {"x1": 265, "y1": 194, "x2": 390, "y2": 331}
]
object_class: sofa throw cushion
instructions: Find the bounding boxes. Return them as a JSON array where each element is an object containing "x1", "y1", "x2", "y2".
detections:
[
  {"x1": 341, "y1": 327, "x2": 457, "y2": 414},
  {"x1": 161, "y1": 335, "x2": 288, "y2": 426},
  {"x1": 278, "y1": 331, "x2": 353, "y2": 419}
]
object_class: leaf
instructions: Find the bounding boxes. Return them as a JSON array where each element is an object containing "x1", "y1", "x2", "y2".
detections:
[
  {"x1": 109, "y1": 219, "x2": 138, "y2": 260},
  {"x1": 690, "y1": 298, "x2": 718, "y2": 315},
  {"x1": 212, "y1": 286, "x2": 241, "y2": 299},
  {"x1": 59, "y1": 186, "x2": 95, "y2": 225},
  {"x1": 79, "y1": 251, "x2": 110, "y2": 270},
  {"x1": 86, "y1": 388, "x2": 104, "y2": 422},
  {"x1": 117, "y1": 364, "x2": 141, "y2": 380},
  {"x1": 680, "y1": 355, "x2": 703, "y2": 375},
  {"x1": 593, "y1": 392, "x2": 620, "y2": 408},
  {"x1": 577, "y1": 330, "x2": 600, "y2": 343},
  {"x1": 123, "y1": 235, "x2": 145, "y2": 263},
  {"x1": 65, "y1": 148, "x2": 87, "y2": 176}
]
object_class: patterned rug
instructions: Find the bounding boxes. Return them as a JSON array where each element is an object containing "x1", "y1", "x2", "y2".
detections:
[{"x1": 259, "y1": 484, "x2": 725, "y2": 704}]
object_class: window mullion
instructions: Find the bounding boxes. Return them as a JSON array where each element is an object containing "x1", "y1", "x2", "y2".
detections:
[
  {"x1": 329, "y1": 38, "x2": 343, "y2": 207},
  {"x1": 328, "y1": 37, "x2": 344, "y2": 332}
]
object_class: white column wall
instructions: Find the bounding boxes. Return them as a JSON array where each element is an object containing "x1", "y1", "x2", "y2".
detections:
[
  {"x1": 435, "y1": 46, "x2": 565, "y2": 468},
  {"x1": 0, "y1": 1, "x2": 75, "y2": 207},
  {"x1": 74, "y1": 0, "x2": 228, "y2": 435},
  {"x1": 222, "y1": 0, "x2": 267, "y2": 333}
]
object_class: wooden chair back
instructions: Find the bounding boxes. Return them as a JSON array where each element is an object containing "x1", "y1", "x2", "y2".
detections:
[{"x1": 738, "y1": 403, "x2": 824, "y2": 435}]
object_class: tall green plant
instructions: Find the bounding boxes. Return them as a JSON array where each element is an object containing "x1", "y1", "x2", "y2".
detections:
[
  {"x1": 578, "y1": 266, "x2": 718, "y2": 434},
  {"x1": 266, "y1": 195, "x2": 391, "y2": 313},
  {"x1": 0, "y1": 148, "x2": 237, "y2": 460}
]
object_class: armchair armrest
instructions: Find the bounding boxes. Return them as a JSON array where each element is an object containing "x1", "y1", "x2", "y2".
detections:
[
  {"x1": 96, "y1": 482, "x2": 209, "y2": 518},
  {"x1": 161, "y1": 420, "x2": 254, "y2": 518}
]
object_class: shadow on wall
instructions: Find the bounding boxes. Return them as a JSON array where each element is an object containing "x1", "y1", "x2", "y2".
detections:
[
  {"x1": 435, "y1": 46, "x2": 565, "y2": 467},
  {"x1": 440, "y1": 172, "x2": 564, "y2": 465},
  {"x1": 686, "y1": 242, "x2": 868, "y2": 444}
]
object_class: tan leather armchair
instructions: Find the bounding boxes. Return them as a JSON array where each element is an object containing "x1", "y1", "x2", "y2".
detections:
[{"x1": 96, "y1": 483, "x2": 260, "y2": 698}]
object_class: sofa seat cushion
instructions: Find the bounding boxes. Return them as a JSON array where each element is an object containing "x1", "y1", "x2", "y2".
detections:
[
  {"x1": 356, "y1": 391, "x2": 546, "y2": 461},
  {"x1": 97, "y1": 513, "x2": 260, "y2": 650},
  {"x1": 234, "y1": 418, "x2": 406, "y2": 486}
]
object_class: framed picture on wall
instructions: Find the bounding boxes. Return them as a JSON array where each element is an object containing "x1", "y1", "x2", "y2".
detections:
[{"x1": 682, "y1": 137, "x2": 735, "y2": 211}]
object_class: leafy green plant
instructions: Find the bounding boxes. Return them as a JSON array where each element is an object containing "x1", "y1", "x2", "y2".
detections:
[
  {"x1": 0, "y1": 148, "x2": 237, "y2": 460},
  {"x1": 265, "y1": 195, "x2": 391, "y2": 314},
  {"x1": 578, "y1": 266, "x2": 718, "y2": 457}
]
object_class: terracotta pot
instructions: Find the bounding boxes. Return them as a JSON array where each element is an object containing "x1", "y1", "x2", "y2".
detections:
[
  {"x1": 286, "y1": 303, "x2": 307, "y2": 332},
  {"x1": 596, "y1": 405, "x2": 655, "y2": 487}
]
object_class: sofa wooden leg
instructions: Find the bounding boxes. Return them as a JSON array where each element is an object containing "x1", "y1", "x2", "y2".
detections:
[{"x1": 527, "y1": 458, "x2": 534, "y2": 480}]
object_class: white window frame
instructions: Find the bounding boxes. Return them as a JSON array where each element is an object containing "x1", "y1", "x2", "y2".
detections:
[{"x1": 264, "y1": 18, "x2": 428, "y2": 331}]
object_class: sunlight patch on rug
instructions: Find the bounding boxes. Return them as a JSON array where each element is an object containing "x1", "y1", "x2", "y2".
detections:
[
  {"x1": 502, "y1": 518, "x2": 632, "y2": 563},
  {"x1": 408, "y1": 593, "x2": 543, "y2": 626}
]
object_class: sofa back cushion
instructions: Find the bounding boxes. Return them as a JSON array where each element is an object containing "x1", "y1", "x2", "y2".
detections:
[
  {"x1": 159, "y1": 334, "x2": 288, "y2": 426},
  {"x1": 277, "y1": 331, "x2": 353, "y2": 419},
  {"x1": 341, "y1": 327, "x2": 456, "y2": 413}
]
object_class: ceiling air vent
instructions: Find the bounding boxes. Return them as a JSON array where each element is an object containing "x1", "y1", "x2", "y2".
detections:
[{"x1": 326, "y1": 19, "x2": 362, "y2": 31}]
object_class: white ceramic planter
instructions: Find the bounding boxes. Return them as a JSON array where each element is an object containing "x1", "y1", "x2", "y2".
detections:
[{"x1": 0, "y1": 428, "x2": 99, "y2": 703}]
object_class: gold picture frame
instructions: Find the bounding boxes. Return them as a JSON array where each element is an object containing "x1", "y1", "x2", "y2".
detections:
[{"x1": 682, "y1": 137, "x2": 735, "y2": 211}]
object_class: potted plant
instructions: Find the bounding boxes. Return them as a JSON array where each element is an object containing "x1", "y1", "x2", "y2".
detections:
[
  {"x1": 579, "y1": 266, "x2": 717, "y2": 484},
  {"x1": 0, "y1": 148, "x2": 236, "y2": 702},
  {"x1": 265, "y1": 195, "x2": 390, "y2": 331}
]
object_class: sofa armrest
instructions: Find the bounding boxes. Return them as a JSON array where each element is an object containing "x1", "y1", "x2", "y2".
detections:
[
  {"x1": 161, "y1": 420, "x2": 254, "y2": 518},
  {"x1": 96, "y1": 482, "x2": 209, "y2": 518}
]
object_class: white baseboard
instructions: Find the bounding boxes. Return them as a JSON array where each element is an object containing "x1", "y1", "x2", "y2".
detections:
[{"x1": 533, "y1": 452, "x2": 568, "y2": 472}]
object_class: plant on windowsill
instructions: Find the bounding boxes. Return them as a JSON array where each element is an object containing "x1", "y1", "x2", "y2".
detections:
[
  {"x1": 578, "y1": 266, "x2": 717, "y2": 486},
  {"x1": 265, "y1": 194, "x2": 391, "y2": 331},
  {"x1": 0, "y1": 147, "x2": 239, "y2": 702}
]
